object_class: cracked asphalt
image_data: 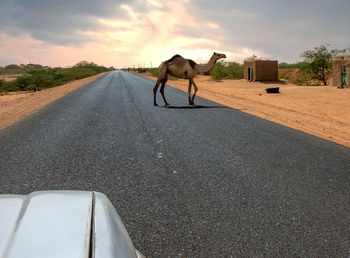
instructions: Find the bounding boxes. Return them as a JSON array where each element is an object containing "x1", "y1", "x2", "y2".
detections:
[{"x1": 1, "y1": 71, "x2": 350, "y2": 257}]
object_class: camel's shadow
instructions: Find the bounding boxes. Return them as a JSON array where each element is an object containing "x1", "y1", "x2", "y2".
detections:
[{"x1": 163, "y1": 104, "x2": 232, "y2": 109}]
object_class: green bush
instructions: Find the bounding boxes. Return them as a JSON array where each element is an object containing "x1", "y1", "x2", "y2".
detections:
[
  {"x1": 279, "y1": 69, "x2": 319, "y2": 86},
  {"x1": 134, "y1": 68, "x2": 148, "y2": 73},
  {"x1": 73, "y1": 61, "x2": 109, "y2": 74},
  {"x1": 0, "y1": 68, "x2": 27, "y2": 74},
  {"x1": 0, "y1": 81, "x2": 18, "y2": 92},
  {"x1": 210, "y1": 62, "x2": 243, "y2": 81},
  {"x1": 128, "y1": 67, "x2": 158, "y2": 77},
  {"x1": 225, "y1": 62, "x2": 244, "y2": 79},
  {"x1": 279, "y1": 62, "x2": 308, "y2": 69},
  {"x1": 278, "y1": 72, "x2": 288, "y2": 80},
  {"x1": 58, "y1": 67, "x2": 97, "y2": 81},
  {"x1": 30, "y1": 72, "x2": 55, "y2": 90},
  {"x1": 0, "y1": 61, "x2": 109, "y2": 93},
  {"x1": 211, "y1": 62, "x2": 229, "y2": 81},
  {"x1": 148, "y1": 68, "x2": 158, "y2": 77},
  {"x1": 0, "y1": 79, "x2": 5, "y2": 91},
  {"x1": 15, "y1": 75, "x2": 33, "y2": 90}
]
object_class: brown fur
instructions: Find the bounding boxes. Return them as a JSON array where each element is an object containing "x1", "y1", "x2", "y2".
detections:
[
  {"x1": 188, "y1": 59, "x2": 196, "y2": 69},
  {"x1": 153, "y1": 52, "x2": 226, "y2": 106},
  {"x1": 166, "y1": 54, "x2": 181, "y2": 63}
]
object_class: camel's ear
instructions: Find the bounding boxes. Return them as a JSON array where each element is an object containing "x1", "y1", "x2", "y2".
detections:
[{"x1": 214, "y1": 52, "x2": 217, "y2": 55}]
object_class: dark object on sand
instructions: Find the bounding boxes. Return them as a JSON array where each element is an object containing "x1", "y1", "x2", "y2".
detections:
[{"x1": 265, "y1": 87, "x2": 279, "y2": 93}]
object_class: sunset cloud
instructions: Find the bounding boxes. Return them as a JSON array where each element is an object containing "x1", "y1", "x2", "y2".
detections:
[{"x1": 0, "y1": 0, "x2": 349, "y2": 67}]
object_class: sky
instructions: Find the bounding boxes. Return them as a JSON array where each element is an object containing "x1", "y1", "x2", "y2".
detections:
[{"x1": 0, "y1": 0, "x2": 349, "y2": 68}]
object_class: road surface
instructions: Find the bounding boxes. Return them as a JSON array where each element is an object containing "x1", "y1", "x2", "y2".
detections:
[{"x1": 1, "y1": 71, "x2": 350, "y2": 257}]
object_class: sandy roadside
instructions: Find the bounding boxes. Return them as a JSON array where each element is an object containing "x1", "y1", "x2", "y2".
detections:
[
  {"x1": 135, "y1": 72, "x2": 350, "y2": 148},
  {"x1": 0, "y1": 72, "x2": 109, "y2": 130},
  {"x1": 0, "y1": 74, "x2": 24, "y2": 82}
]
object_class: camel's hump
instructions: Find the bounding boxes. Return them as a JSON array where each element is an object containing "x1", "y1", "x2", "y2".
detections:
[{"x1": 166, "y1": 54, "x2": 182, "y2": 62}]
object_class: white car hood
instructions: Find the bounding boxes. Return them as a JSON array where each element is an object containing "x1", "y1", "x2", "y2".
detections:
[{"x1": 0, "y1": 191, "x2": 141, "y2": 258}]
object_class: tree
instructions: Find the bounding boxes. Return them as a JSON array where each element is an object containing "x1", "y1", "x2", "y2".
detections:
[
  {"x1": 245, "y1": 55, "x2": 259, "y2": 61},
  {"x1": 74, "y1": 61, "x2": 97, "y2": 68},
  {"x1": 301, "y1": 44, "x2": 348, "y2": 85},
  {"x1": 5, "y1": 64, "x2": 21, "y2": 69}
]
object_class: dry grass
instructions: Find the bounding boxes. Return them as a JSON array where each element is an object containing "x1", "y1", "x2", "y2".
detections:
[{"x1": 0, "y1": 74, "x2": 25, "y2": 82}]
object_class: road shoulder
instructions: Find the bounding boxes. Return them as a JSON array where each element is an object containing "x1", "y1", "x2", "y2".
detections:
[{"x1": 0, "y1": 72, "x2": 109, "y2": 130}]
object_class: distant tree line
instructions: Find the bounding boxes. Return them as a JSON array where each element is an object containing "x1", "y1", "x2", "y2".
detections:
[
  {"x1": 0, "y1": 63, "x2": 51, "y2": 74},
  {"x1": 3, "y1": 64, "x2": 49, "y2": 70},
  {"x1": 0, "y1": 61, "x2": 114, "y2": 93}
]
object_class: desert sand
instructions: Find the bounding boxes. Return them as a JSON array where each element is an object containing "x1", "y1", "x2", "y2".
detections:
[
  {"x1": 0, "y1": 72, "x2": 108, "y2": 130},
  {"x1": 0, "y1": 74, "x2": 24, "y2": 82},
  {"x1": 137, "y1": 72, "x2": 350, "y2": 148}
]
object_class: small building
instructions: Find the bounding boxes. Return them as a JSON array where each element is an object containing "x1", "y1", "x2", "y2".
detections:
[
  {"x1": 244, "y1": 60, "x2": 278, "y2": 82},
  {"x1": 333, "y1": 56, "x2": 350, "y2": 88}
]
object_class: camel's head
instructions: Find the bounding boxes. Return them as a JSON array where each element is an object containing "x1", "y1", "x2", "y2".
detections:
[{"x1": 213, "y1": 52, "x2": 226, "y2": 61}]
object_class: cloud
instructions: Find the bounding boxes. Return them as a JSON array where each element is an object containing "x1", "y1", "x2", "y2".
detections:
[
  {"x1": 0, "y1": 0, "x2": 349, "y2": 66},
  {"x1": 0, "y1": 32, "x2": 134, "y2": 67},
  {"x1": 183, "y1": 0, "x2": 350, "y2": 62},
  {"x1": 0, "y1": 0, "x2": 210, "y2": 67},
  {"x1": 0, "y1": 0, "x2": 135, "y2": 45},
  {"x1": 0, "y1": 33, "x2": 43, "y2": 64},
  {"x1": 0, "y1": 0, "x2": 253, "y2": 66}
]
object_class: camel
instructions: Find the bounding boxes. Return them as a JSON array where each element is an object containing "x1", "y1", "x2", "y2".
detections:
[{"x1": 153, "y1": 52, "x2": 226, "y2": 106}]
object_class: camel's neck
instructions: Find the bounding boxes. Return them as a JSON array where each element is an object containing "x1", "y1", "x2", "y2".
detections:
[{"x1": 196, "y1": 56, "x2": 217, "y2": 73}]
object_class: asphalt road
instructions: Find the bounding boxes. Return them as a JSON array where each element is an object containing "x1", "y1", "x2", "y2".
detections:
[{"x1": 1, "y1": 71, "x2": 350, "y2": 257}]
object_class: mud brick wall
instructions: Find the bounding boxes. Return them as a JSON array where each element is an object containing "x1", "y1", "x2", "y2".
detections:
[
  {"x1": 244, "y1": 61, "x2": 256, "y2": 81},
  {"x1": 333, "y1": 56, "x2": 350, "y2": 88},
  {"x1": 244, "y1": 60, "x2": 278, "y2": 81}
]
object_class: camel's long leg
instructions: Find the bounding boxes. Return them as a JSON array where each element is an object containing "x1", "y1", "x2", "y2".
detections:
[
  {"x1": 153, "y1": 79, "x2": 162, "y2": 106},
  {"x1": 190, "y1": 78, "x2": 198, "y2": 105},
  {"x1": 188, "y1": 79, "x2": 192, "y2": 105},
  {"x1": 160, "y1": 75, "x2": 169, "y2": 106}
]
